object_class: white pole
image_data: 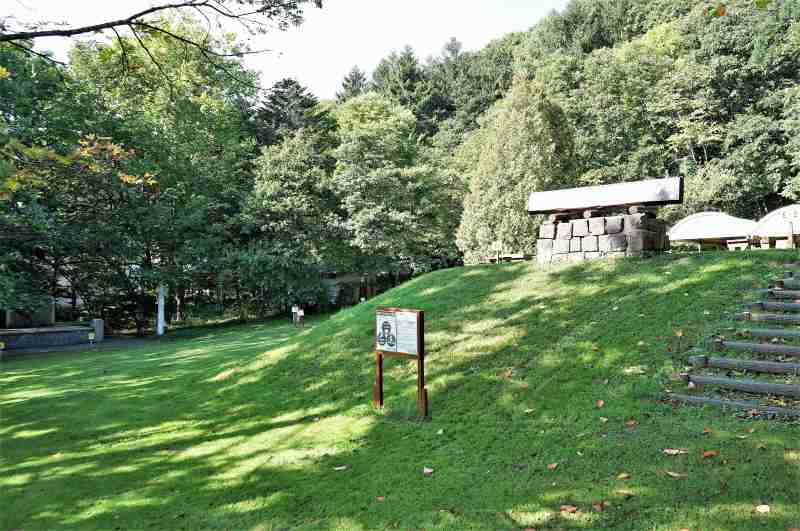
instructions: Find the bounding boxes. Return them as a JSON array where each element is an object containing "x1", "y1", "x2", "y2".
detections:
[{"x1": 157, "y1": 285, "x2": 166, "y2": 336}]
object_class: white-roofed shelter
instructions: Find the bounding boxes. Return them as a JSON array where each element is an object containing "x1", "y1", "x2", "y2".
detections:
[
  {"x1": 668, "y1": 212, "x2": 757, "y2": 250},
  {"x1": 751, "y1": 204, "x2": 800, "y2": 249}
]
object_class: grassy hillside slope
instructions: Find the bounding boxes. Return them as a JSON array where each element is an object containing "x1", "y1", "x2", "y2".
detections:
[{"x1": 2, "y1": 251, "x2": 799, "y2": 530}]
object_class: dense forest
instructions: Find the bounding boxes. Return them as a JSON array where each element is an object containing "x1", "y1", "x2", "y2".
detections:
[{"x1": 2, "y1": 0, "x2": 799, "y2": 329}]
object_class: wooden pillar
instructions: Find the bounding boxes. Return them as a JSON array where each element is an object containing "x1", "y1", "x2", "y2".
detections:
[
  {"x1": 417, "y1": 311, "x2": 428, "y2": 417},
  {"x1": 373, "y1": 351, "x2": 384, "y2": 408}
]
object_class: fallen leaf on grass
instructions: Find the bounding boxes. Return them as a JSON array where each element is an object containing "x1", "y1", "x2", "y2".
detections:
[
  {"x1": 753, "y1": 504, "x2": 770, "y2": 514},
  {"x1": 663, "y1": 448, "x2": 688, "y2": 456},
  {"x1": 436, "y1": 429, "x2": 444, "y2": 435},
  {"x1": 703, "y1": 426, "x2": 714, "y2": 435},
  {"x1": 547, "y1": 463, "x2": 559, "y2": 471},
  {"x1": 524, "y1": 408, "x2": 534, "y2": 414},
  {"x1": 623, "y1": 365, "x2": 647, "y2": 375},
  {"x1": 615, "y1": 489, "x2": 635, "y2": 499},
  {"x1": 596, "y1": 399, "x2": 605, "y2": 409},
  {"x1": 600, "y1": 417, "x2": 609, "y2": 423},
  {"x1": 423, "y1": 467, "x2": 434, "y2": 476},
  {"x1": 616, "y1": 472, "x2": 631, "y2": 480},
  {"x1": 626, "y1": 419, "x2": 638, "y2": 428},
  {"x1": 665, "y1": 470, "x2": 688, "y2": 479},
  {"x1": 592, "y1": 500, "x2": 611, "y2": 512},
  {"x1": 333, "y1": 465, "x2": 348, "y2": 471},
  {"x1": 702, "y1": 450, "x2": 719, "y2": 459},
  {"x1": 676, "y1": 329, "x2": 684, "y2": 338},
  {"x1": 560, "y1": 505, "x2": 578, "y2": 513},
  {"x1": 376, "y1": 496, "x2": 385, "y2": 502}
]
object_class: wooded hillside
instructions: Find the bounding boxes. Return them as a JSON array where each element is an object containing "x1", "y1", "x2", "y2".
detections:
[{"x1": 2, "y1": 0, "x2": 798, "y2": 327}]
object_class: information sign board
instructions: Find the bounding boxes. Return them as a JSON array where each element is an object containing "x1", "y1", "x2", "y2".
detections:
[
  {"x1": 376, "y1": 309, "x2": 419, "y2": 356},
  {"x1": 372, "y1": 308, "x2": 427, "y2": 416}
]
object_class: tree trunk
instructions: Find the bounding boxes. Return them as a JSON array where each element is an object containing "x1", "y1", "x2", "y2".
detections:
[{"x1": 175, "y1": 286, "x2": 186, "y2": 322}]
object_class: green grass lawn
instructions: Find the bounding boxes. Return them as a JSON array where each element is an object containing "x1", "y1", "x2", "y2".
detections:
[{"x1": 2, "y1": 251, "x2": 799, "y2": 530}]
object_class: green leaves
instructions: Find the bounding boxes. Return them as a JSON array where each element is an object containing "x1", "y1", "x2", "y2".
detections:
[{"x1": 706, "y1": 0, "x2": 772, "y2": 17}]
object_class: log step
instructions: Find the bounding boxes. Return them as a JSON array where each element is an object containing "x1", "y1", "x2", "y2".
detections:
[
  {"x1": 738, "y1": 328, "x2": 800, "y2": 340},
  {"x1": 685, "y1": 374, "x2": 800, "y2": 397},
  {"x1": 775, "y1": 279, "x2": 800, "y2": 290},
  {"x1": 715, "y1": 339, "x2": 800, "y2": 356},
  {"x1": 666, "y1": 393, "x2": 800, "y2": 418},
  {"x1": 755, "y1": 289, "x2": 800, "y2": 300},
  {"x1": 744, "y1": 301, "x2": 800, "y2": 312},
  {"x1": 735, "y1": 312, "x2": 800, "y2": 324},
  {"x1": 689, "y1": 355, "x2": 800, "y2": 374}
]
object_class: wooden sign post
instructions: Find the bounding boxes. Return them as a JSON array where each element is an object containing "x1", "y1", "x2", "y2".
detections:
[{"x1": 373, "y1": 308, "x2": 427, "y2": 417}]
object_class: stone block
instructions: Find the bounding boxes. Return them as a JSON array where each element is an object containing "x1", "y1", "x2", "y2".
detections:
[
  {"x1": 624, "y1": 213, "x2": 658, "y2": 233},
  {"x1": 582, "y1": 236, "x2": 599, "y2": 252},
  {"x1": 571, "y1": 219, "x2": 589, "y2": 237},
  {"x1": 605, "y1": 216, "x2": 624, "y2": 234},
  {"x1": 537, "y1": 251, "x2": 552, "y2": 265},
  {"x1": 537, "y1": 239, "x2": 553, "y2": 253},
  {"x1": 539, "y1": 223, "x2": 556, "y2": 239},
  {"x1": 554, "y1": 239, "x2": 571, "y2": 254},
  {"x1": 536, "y1": 239, "x2": 553, "y2": 265},
  {"x1": 589, "y1": 217, "x2": 606, "y2": 235},
  {"x1": 610, "y1": 234, "x2": 628, "y2": 251},
  {"x1": 598, "y1": 234, "x2": 627, "y2": 252},
  {"x1": 570, "y1": 238, "x2": 581, "y2": 253},
  {"x1": 556, "y1": 222, "x2": 573, "y2": 240},
  {"x1": 626, "y1": 229, "x2": 658, "y2": 253}
]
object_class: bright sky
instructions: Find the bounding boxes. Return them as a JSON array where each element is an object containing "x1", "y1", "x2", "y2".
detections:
[{"x1": 9, "y1": 0, "x2": 571, "y2": 99}]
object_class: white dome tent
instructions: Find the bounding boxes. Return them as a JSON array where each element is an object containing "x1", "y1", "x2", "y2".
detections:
[
  {"x1": 668, "y1": 212, "x2": 757, "y2": 250},
  {"x1": 751, "y1": 204, "x2": 800, "y2": 249}
]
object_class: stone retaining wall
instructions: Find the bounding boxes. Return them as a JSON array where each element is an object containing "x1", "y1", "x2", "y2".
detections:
[
  {"x1": 0, "y1": 319, "x2": 104, "y2": 355},
  {"x1": 536, "y1": 211, "x2": 669, "y2": 265},
  {"x1": 0, "y1": 326, "x2": 92, "y2": 351}
]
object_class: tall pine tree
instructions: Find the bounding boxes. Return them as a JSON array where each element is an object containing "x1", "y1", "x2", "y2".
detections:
[{"x1": 335, "y1": 66, "x2": 368, "y2": 103}]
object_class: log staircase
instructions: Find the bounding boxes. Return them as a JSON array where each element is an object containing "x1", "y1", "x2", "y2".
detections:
[{"x1": 667, "y1": 264, "x2": 800, "y2": 419}]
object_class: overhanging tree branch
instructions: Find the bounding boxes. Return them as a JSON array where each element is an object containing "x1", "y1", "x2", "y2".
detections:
[
  {"x1": 5, "y1": 40, "x2": 65, "y2": 66},
  {"x1": 0, "y1": 2, "x2": 208, "y2": 42},
  {"x1": 0, "y1": 1, "x2": 322, "y2": 46},
  {"x1": 128, "y1": 24, "x2": 176, "y2": 99}
]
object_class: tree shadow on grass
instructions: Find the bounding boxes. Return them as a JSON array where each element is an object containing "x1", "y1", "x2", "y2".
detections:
[{"x1": 1, "y1": 251, "x2": 799, "y2": 529}]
